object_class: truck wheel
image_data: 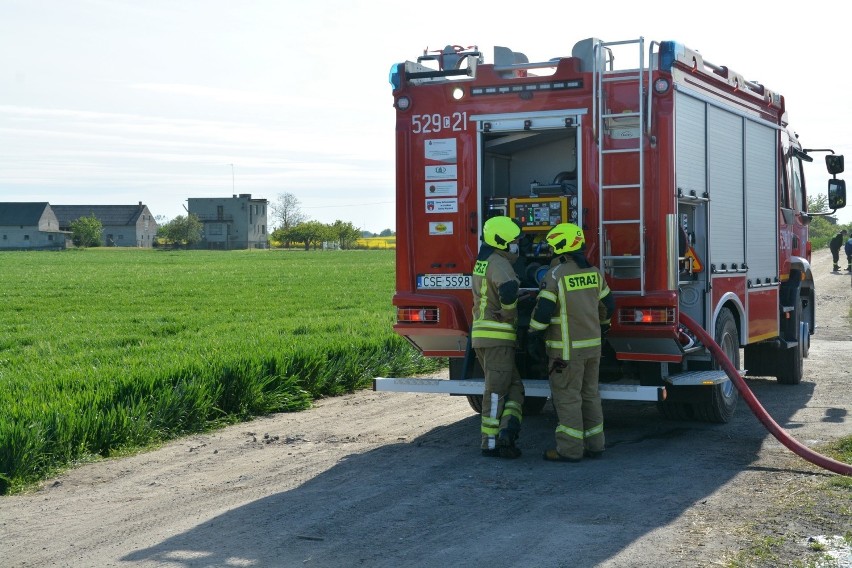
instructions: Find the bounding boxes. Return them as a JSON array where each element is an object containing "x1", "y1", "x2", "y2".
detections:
[
  {"x1": 466, "y1": 395, "x2": 483, "y2": 413},
  {"x1": 776, "y1": 290, "x2": 805, "y2": 385},
  {"x1": 694, "y1": 308, "x2": 739, "y2": 423},
  {"x1": 800, "y1": 289, "x2": 814, "y2": 359},
  {"x1": 776, "y1": 342, "x2": 803, "y2": 385}
]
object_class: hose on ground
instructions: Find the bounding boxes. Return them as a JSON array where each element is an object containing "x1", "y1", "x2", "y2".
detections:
[{"x1": 679, "y1": 312, "x2": 851, "y2": 476}]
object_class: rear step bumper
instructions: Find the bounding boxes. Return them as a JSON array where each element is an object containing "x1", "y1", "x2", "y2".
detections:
[
  {"x1": 373, "y1": 369, "x2": 741, "y2": 403},
  {"x1": 373, "y1": 378, "x2": 666, "y2": 402}
]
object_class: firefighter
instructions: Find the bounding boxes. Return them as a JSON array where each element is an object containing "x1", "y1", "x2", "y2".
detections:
[
  {"x1": 526, "y1": 223, "x2": 614, "y2": 462},
  {"x1": 829, "y1": 229, "x2": 847, "y2": 272},
  {"x1": 845, "y1": 236, "x2": 852, "y2": 272},
  {"x1": 471, "y1": 215, "x2": 525, "y2": 458}
]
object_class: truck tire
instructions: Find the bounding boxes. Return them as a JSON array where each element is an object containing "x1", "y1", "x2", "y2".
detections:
[
  {"x1": 801, "y1": 321, "x2": 810, "y2": 359},
  {"x1": 776, "y1": 289, "x2": 804, "y2": 385},
  {"x1": 694, "y1": 308, "x2": 740, "y2": 423},
  {"x1": 800, "y1": 289, "x2": 814, "y2": 359},
  {"x1": 466, "y1": 395, "x2": 483, "y2": 413},
  {"x1": 776, "y1": 342, "x2": 804, "y2": 385}
]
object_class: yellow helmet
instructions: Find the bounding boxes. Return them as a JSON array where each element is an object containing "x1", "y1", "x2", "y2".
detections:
[
  {"x1": 546, "y1": 223, "x2": 585, "y2": 254},
  {"x1": 483, "y1": 216, "x2": 521, "y2": 250}
]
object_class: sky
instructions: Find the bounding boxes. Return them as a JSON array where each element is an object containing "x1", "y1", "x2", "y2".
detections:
[{"x1": 2, "y1": 0, "x2": 851, "y2": 233}]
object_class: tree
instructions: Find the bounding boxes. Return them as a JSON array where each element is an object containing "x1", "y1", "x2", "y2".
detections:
[
  {"x1": 330, "y1": 220, "x2": 362, "y2": 250},
  {"x1": 70, "y1": 214, "x2": 103, "y2": 248},
  {"x1": 808, "y1": 193, "x2": 829, "y2": 214},
  {"x1": 288, "y1": 221, "x2": 333, "y2": 250},
  {"x1": 806, "y1": 192, "x2": 850, "y2": 250},
  {"x1": 379, "y1": 228, "x2": 395, "y2": 237},
  {"x1": 157, "y1": 214, "x2": 203, "y2": 248},
  {"x1": 270, "y1": 193, "x2": 307, "y2": 231},
  {"x1": 270, "y1": 193, "x2": 308, "y2": 248}
]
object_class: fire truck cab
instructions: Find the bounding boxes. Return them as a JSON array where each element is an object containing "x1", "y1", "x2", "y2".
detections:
[{"x1": 375, "y1": 37, "x2": 846, "y2": 423}]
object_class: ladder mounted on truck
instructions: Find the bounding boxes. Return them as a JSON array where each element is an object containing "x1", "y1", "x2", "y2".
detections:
[{"x1": 595, "y1": 37, "x2": 647, "y2": 295}]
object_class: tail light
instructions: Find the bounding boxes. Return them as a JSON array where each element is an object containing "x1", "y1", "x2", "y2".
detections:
[
  {"x1": 618, "y1": 307, "x2": 676, "y2": 325},
  {"x1": 397, "y1": 307, "x2": 439, "y2": 323}
]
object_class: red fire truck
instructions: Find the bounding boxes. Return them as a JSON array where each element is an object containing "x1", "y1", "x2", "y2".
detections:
[{"x1": 374, "y1": 37, "x2": 847, "y2": 422}]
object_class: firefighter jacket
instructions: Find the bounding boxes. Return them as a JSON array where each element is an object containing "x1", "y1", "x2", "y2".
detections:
[
  {"x1": 471, "y1": 245, "x2": 520, "y2": 348},
  {"x1": 529, "y1": 254, "x2": 613, "y2": 361},
  {"x1": 829, "y1": 232, "x2": 846, "y2": 253}
]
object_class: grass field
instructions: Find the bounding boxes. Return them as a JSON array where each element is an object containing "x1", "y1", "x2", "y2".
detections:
[{"x1": 0, "y1": 248, "x2": 440, "y2": 494}]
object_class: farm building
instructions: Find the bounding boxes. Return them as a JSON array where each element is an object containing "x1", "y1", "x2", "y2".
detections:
[
  {"x1": 187, "y1": 193, "x2": 269, "y2": 249},
  {"x1": 52, "y1": 202, "x2": 158, "y2": 248},
  {"x1": 0, "y1": 202, "x2": 69, "y2": 250}
]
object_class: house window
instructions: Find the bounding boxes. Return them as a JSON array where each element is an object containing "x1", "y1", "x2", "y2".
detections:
[
  {"x1": 24, "y1": 235, "x2": 30, "y2": 240},
  {"x1": 48, "y1": 234, "x2": 54, "y2": 241},
  {"x1": 217, "y1": 206, "x2": 224, "y2": 220},
  {"x1": 2, "y1": 235, "x2": 6, "y2": 240}
]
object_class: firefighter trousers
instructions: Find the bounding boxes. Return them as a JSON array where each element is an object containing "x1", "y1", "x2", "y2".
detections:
[
  {"x1": 475, "y1": 345, "x2": 525, "y2": 450},
  {"x1": 548, "y1": 355, "x2": 605, "y2": 460}
]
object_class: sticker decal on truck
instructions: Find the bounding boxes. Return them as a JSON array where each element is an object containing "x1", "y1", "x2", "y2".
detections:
[{"x1": 429, "y1": 222, "x2": 453, "y2": 235}]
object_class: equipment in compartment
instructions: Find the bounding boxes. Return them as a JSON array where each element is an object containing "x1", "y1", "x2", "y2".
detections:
[{"x1": 511, "y1": 196, "x2": 568, "y2": 230}]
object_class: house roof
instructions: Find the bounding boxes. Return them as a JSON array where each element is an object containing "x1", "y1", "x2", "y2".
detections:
[
  {"x1": 0, "y1": 202, "x2": 51, "y2": 226},
  {"x1": 51, "y1": 205, "x2": 147, "y2": 227}
]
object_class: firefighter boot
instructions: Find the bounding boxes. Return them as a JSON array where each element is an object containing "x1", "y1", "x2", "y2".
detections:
[
  {"x1": 833, "y1": 264, "x2": 841, "y2": 272},
  {"x1": 497, "y1": 416, "x2": 522, "y2": 459}
]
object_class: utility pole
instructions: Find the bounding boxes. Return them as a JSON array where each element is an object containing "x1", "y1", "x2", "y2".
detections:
[{"x1": 230, "y1": 163, "x2": 235, "y2": 194}]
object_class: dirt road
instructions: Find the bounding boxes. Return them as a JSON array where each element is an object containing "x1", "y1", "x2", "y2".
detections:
[{"x1": 1, "y1": 249, "x2": 850, "y2": 568}]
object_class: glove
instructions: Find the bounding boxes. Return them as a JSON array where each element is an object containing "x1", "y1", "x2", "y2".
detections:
[{"x1": 526, "y1": 332, "x2": 547, "y2": 364}]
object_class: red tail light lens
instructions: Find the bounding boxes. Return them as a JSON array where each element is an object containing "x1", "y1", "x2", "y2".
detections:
[
  {"x1": 397, "y1": 307, "x2": 439, "y2": 323},
  {"x1": 618, "y1": 307, "x2": 675, "y2": 325}
]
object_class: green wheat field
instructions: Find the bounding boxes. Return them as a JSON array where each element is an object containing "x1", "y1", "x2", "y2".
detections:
[{"x1": 0, "y1": 248, "x2": 441, "y2": 494}]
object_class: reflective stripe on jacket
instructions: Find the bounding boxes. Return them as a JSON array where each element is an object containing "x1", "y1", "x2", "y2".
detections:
[
  {"x1": 471, "y1": 247, "x2": 520, "y2": 348},
  {"x1": 531, "y1": 256, "x2": 611, "y2": 360}
]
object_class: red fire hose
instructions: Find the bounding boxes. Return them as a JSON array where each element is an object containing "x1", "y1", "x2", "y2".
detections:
[{"x1": 679, "y1": 313, "x2": 852, "y2": 476}]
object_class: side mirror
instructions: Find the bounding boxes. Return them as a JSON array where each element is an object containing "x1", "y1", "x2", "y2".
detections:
[
  {"x1": 828, "y1": 178, "x2": 847, "y2": 210},
  {"x1": 826, "y1": 154, "x2": 845, "y2": 175}
]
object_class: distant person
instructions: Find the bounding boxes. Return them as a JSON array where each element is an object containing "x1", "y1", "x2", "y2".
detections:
[
  {"x1": 845, "y1": 237, "x2": 852, "y2": 272},
  {"x1": 526, "y1": 223, "x2": 614, "y2": 462},
  {"x1": 470, "y1": 216, "x2": 525, "y2": 459},
  {"x1": 829, "y1": 229, "x2": 848, "y2": 272}
]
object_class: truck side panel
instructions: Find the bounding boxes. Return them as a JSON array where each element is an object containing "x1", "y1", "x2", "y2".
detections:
[{"x1": 675, "y1": 89, "x2": 780, "y2": 342}]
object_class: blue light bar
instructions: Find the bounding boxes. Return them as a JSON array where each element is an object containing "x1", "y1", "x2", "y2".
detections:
[
  {"x1": 658, "y1": 41, "x2": 682, "y2": 72},
  {"x1": 388, "y1": 63, "x2": 403, "y2": 91}
]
